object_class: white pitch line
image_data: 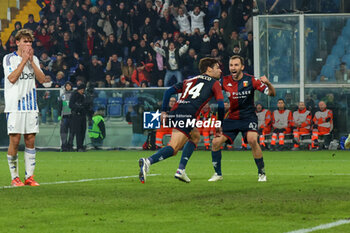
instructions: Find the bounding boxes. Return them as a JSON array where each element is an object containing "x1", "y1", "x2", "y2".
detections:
[
  {"x1": 286, "y1": 219, "x2": 350, "y2": 233},
  {"x1": 0, "y1": 174, "x2": 160, "y2": 189}
]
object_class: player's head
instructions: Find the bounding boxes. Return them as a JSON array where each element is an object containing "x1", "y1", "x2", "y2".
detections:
[
  {"x1": 318, "y1": 101, "x2": 327, "y2": 111},
  {"x1": 277, "y1": 99, "x2": 285, "y2": 110},
  {"x1": 15, "y1": 29, "x2": 34, "y2": 50},
  {"x1": 199, "y1": 57, "x2": 221, "y2": 79},
  {"x1": 256, "y1": 103, "x2": 263, "y2": 112},
  {"x1": 169, "y1": 97, "x2": 176, "y2": 108},
  {"x1": 298, "y1": 101, "x2": 305, "y2": 111},
  {"x1": 77, "y1": 83, "x2": 86, "y2": 94},
  {"x1": 229, "y1": 55, "x2": 245, "y2": 79}
]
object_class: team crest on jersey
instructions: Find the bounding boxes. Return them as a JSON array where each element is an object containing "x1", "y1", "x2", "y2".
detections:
[{"x1": 243, "y1": 81, "x2": 248, "y2": 87}]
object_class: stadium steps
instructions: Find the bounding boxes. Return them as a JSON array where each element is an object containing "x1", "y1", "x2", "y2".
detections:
[{"x1": 0, "y1": 0, "x2": 40, "y2": 43}]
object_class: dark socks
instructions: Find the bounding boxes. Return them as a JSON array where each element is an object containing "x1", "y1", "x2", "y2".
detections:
[
  {"x1": 148, "y1": 146, "x2": 174, "y2": 165},
  {"x1": 254, "y1": 157, "x2": 265, "y2": 174},
  {"x1": 211, "y1": 150, "x2": 222, "y2": 176},
  {"x1": 178, "y1": 141, "x2": 196, "y2": 170}
]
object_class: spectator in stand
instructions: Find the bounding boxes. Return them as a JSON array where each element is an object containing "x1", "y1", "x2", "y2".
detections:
[
  {"x1": 220, "y1": 0, "x2": 231, "y2": 12},
  {"x1": 219, "y1": 10, "x2": 231, "y2": 40},
  {"x1": 47, "y1": 22, "x2": 60, "y2": 42},
  {"x1": 225, "y1": 31, "x2": 245, "y2": 54},
  {"x1": 35, "y1": 27, "x2": 51, "y2": 53},
  {"x1": 244, "y1": 32, "x2": 254, "y2": 74},
  {"x1": 270, "y1": 99, "x2": 293, "y2": 150},
  {"x1": 68, "y1": 22, "x2": 82, "y2": 54},
  {"x1": 82, "y1": 27, "x2": 102, "y2": 59},
  {"x1": 140, "y1": 0, "x2": 158, "y2": 24},
  {"x1": 106, "y1": 54, "x2": 122, "y2": 78},
  {"x1": 51, "y1": 52, "x2": 65, "y2": 75},
  {"x1": 87, "y1": 55, "x2": 105, "y2": 86},
  {"x1": 189, "y1": 6, "x2": 206, "y2": 34},
  {"x1": 154, "y1": 0, "x2": 169, "y2": 18},
  {"x1": 128, "y1": 33, "x2": 140, "y2": 62},
  {"x1": 189, "y1": 28, "x2": 202, "y2": 53},
  {"x1": 256, "y1": 103, "x2": 272, "y2": 150},
  {"x1": 39, "y1": 52, "x2": 52, "y2": 71},
  {"x1": 116, "y1": 75, "x2": 132, "y2": 87},
  {"x1": 228, "y1": 0, "x2": 245, "y2": 31},
  {"x1": 46, "y1": 4, "x2": 59, "y2": 23},
  {"x1": 139, "y1": 17, "x2": 156, "y2": 42},
  {"x1": 121, "y1": 57, "x2": 136, "y2": 83},
  {"x1": 136, "y1": 39, "x2": 152, "y2": 63},
  {"x1": 311, "y1": 101, "x2": 333, "y2": 149},
  {"x1": 335, "y1": 62, "x2": 350, "y2": 83},
  {"x1": 292, "y1": 101, "x2": 312, "y2": 151},
  {"x1": 24, "y1": 14, "x2": 39, "y2": 32},
  {"x1": 200, "y1": 34, "x2": 211, "y2": 56},
  {"x1": 103, "y1": 34, "x2": 119, "y2": 61},
  {"x1": 10, "y1": 22, "x2": 22, "y2": 38},
  {"x1": 242, "y1": 10, "x2": 253, "y2": 35},
  {"x1": 173, "y1": 7, "x2": 190, "y2": 34},
  {"x1": 131, "y1": 61, "x2": 154, "y2": 87},
  {"x1": 114, "y1": 1, "x2": 128, "y2": 22},
  {"x1": 150, "y1": 40, "x2": 189, "y2": 86},
  {"x1": 71, "y1": 61, "x2": 89, "y2": 85},
  {"x1": 97, "y1": 10, "x2": 114, "y2": 37},
  {"x1": 87, "y1": 6, "x2": 100, "y2": 30},
  {"x1": 207, "y1": 0, "x2": 221, "y2": 26},
  {"x1": 157, "y1": 9, "x2": 177, "y2": 35},
  {"x1": 58, "y1": 32, "x2": 75, "y2": 65},
  {"x1": 104, "y1": 73, "x2": 117, "y2": 87}
]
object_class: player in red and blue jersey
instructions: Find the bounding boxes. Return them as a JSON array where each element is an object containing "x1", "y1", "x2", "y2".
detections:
[
  {"x1": 209, "y1": 55, "x2": 276, "y2": 182},
  {"x1": 139, "y1": 57, "x2": 225, "y2": 183}
]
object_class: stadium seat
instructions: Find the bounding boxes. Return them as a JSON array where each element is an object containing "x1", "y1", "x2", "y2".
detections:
[
  {"x1": 93, "y1": 97, "x2": 108, "y2": 112},
  {"x1": 123, "y1": 97, "x2": 138, "y2": 116},
  {"x1": 320, "y1": 64, "x2": 335, "y2": 79},
  {"x1": 107, "y1": 97, "x2": 123, "y2": 117}
]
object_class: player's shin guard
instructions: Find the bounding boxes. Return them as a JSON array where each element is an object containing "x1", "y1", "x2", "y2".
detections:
[
  {"x1": 254, "y1": 157, "x2": 265, "y2": 175},
  {"x1": 7, "y1": 154, "x2": 19, "y2": 180},
  {"x1": 148, "y1": 146, "x2": 174, "y2": 164},
  {"x1": 178, "y1": 141, "x2": 196, "y2": 170},
  {"x1": 211, "y1": 150, "x2": 222, "y2": 176},
  {"x1": 24, "y1": 148, "x2": 36, "y2": 180}
]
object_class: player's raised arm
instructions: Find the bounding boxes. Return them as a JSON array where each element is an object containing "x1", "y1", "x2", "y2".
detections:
[{"x1": 260, "y1": 75, "x2": 276, "y2": 96}]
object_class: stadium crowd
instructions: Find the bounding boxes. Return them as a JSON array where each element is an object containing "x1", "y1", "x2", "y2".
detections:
[{"x1": 0, "y1": 0, "x2": 258, "y2": 88}]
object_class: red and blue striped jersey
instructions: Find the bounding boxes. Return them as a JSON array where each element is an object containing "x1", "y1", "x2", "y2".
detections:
[
  {"x1": 223, "y1": 73, "x2": 268, "y2": 120},
  {"x1": 171, "y1": 74, "x2": 224, "y2": 117}
]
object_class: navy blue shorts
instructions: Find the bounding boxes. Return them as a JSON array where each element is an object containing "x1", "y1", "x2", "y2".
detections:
[
  {"x1": 222, "y1": 119, "x2": 258, "y2": 144},
  {"x1": 168, "y1": 111, "x2": 195, "y2": 138}
]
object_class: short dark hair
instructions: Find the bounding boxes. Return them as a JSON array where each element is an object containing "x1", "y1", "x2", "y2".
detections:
[
  {"x1": 198, "y1": 57, "x2": 219, "y2": 74},
  {"x1": 230, "y1": 55, "x2": 245, "y2": 66}
]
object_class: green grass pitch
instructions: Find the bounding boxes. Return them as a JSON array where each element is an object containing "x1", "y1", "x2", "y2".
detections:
[{"x1": 1, "y1": 150, "x2": 350, "y2": 233}]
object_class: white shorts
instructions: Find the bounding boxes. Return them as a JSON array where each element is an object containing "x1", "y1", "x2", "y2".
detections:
[{"x1": 6, "y1": 112, "x2": 39, "y2": 135}]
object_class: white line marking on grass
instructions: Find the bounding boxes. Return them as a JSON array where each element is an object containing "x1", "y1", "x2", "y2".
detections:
[
  {"x1": 0, "y1": 174, "x2": 160, "y2": 189},
  {"x1": 286, "y1": 219, "x2": 350, "y2": 233}
]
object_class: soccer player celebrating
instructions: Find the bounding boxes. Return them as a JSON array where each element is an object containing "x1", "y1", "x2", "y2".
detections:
[
  {"x1": 3, "y1": 29, "x2": 45, "y2": 186},
  {"x1": 139, "y1": 57, "x2": 225, "y2": 183},
  {"x1": 209, "y1": 55, "x2": 276, "y2": 182}
]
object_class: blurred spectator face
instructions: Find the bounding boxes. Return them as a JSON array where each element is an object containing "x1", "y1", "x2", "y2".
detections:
[
  {"x1": 163, "y1": 9, "x2": 169, "y2": 18},
  {"x1": 87, "y1": 28, "x2": 94, "y2": 36},
  {"x1": 106, "y1": 74, "x2": 112, "y2": 82},
  {"x1": 194, "y1": 28, "x2": 200, "y2": 35},
  {"x1": 108, "y1": 34, "x2": 115, "y2": 42},
  {"x1": 41, "y1": 52, "x2": 48, "y2": 60},
  {"x1": 127, "y1": 58, "x2": 133, "y2": 66},
  {"x1": 117, "y1": 20, "x2": 123, "y2": 28},
  {"x1": 65, "y1": 83, "x2": 72, "y2": 91},
  {"x1": 62, "y1": 0, "x2": 67, "y2": 7},
  {"x1": 157, "y1": 79, "x2": 163, "y2": 87},
  {"x1": 132, "y1": 33, "x2": 139, "y2": 40},
  {"x1": 50, "y1": 5, "x2": 56, "y2": 12},
  {"x1": 162, "y1": 32, "x2": 167, "y2": 40},
  {"x1": 169, "y1": 97, "x2": 176, "y2": 108},
  {"x1": 146, "y1": 0, "x2": 152, "y2": 9},
  {"x1": 298, "y1": 102, "x2": 306, "y2": 111},
  {"x1": 178, "y1": 8, "x2": 184, "y2": 16},
  {"x1": 28, "y1": 15, "x2": 34, "y2": 22},
  {"x1": 92, "y1": 58, "x2": 98, "y2": 65},
  {"x1": 56, "y1": 71, "x2": 65, "y2": 80},
  {"x1": 221, "y1": 11, "x2": 227, "y2": 18},
  {"x1": 326, "y1": 93, "x2": 334, "y2": 102},
  {"x1": 41, "y1": 28, "x2": 47, "y2": 35},
  {"x1": 57, "y1": 54, "x2": 63, "y2": 61},
  {"x1": 67, "y1": 12, "x2": 73, "y2": 20},
  {"x1": 79, "y1": 63, "x2": 84, "y2": 70},
  {"x1": 69, "y1": 23, "x2": 76, "y2": 31},
  {"x1": 277, "y1": 100, "x2": 285, "y2": 110},
  {"x1": 211, "y1": 49, "x2": 218, "y2": 57},
  {"x1": 36, "y1": 41, "x2": 43, "y2": 47},
  {"x1": 111, "y1": 54, "x2": 118, "y2": 62},
  {"x1": 168, "y1": 42, "x2": 175, "y2": 51},
  {"x1": 233, "y1": 46, "x2": 240, "y2": 54},
  {"x1": 140, "y1": 40, "x2": 146, "y2": 47},
  {"x1": 256, "y1": 104, "x2": 263, "y2": 112},
  {"x1": 224, "y1": 102, "x2": 229, "y2": 111},
  {"x1": 119, "y1": 2, "x2": 124, "y2": 10},
  {"x1": 218, "y1": 42, "x2": 224, "y2": 50},
  {"x1": 189, "y1": 48, "x2": 196, "y2": 57},
  {"x1": 106, "y1": 5, "x2": 112, "y2": 12},
  {"x1": 141, "y1": 82, "x2": 147, "y2": 88},
  {"x1": 231, "y1": 31, "x2": 238, "y2": 39},
  {"x1": 340, "y1": 63, "x2": 347, "y2": 72},
  {"x1": 319, "y1": 101, "x2": 326, "y2": 111},
  {"x1": 82, "y1": 4, "x2": 88, "y2": 11},
  {"x1": 145, "y1": 17, "x2": 151, "y2": 24},
  {"x1": 194, "y1": 6, "x2": 200, "y2": 15},
  {"x1": 63, "y1": 32, "x2": 70, "y2": 41},
  {"x1": 247, "y1": 33, "x2": 253, "y2": 41}
]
